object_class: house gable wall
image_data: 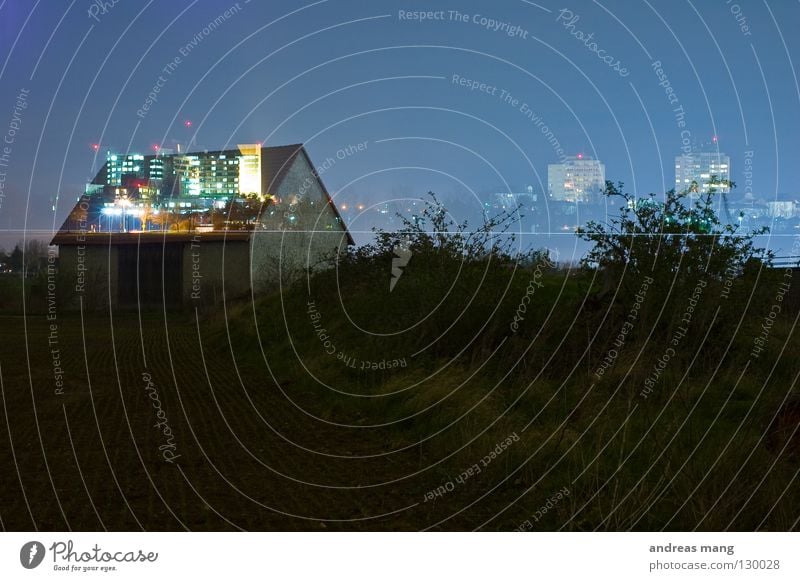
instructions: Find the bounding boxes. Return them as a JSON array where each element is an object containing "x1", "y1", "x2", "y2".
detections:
[{"x1": 250, "y1": 152, "x2": 349, "y2": 292}]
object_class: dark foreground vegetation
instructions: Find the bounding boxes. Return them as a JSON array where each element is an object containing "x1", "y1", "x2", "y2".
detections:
[{"x1": 0, "y1": 187, "x2": 799, "y2": 531}]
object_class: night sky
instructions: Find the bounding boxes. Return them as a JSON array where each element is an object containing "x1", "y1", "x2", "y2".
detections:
[{"x1": 1, "y1": 0, "x2": 798, "y2": 253}]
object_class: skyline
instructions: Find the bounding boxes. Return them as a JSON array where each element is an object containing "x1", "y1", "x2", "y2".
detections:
[{"x1": 1, "y1": 1, "x2": 799, "y2": 248}]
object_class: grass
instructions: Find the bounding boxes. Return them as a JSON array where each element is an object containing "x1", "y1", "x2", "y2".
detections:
[{"x1": 0, "y1": 249, "x2": 798, "y2": 531}]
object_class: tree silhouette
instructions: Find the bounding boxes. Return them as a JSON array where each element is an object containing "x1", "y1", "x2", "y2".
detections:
[{"x1": 577, "y1": 181, "x2": 771, "y2": 296}]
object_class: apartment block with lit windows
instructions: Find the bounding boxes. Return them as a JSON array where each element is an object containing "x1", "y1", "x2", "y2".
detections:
[
  {"x1": 674, "y1": 151, "x2": 731, "y2": 194},
  {"x1": 548, "y1": 155, "x2": 606, "y2": 203},
  {"x1": 92, "y1": 144, "x2": 262, "y2": 202}
]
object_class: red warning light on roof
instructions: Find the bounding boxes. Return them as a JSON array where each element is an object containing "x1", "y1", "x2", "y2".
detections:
[
  {"x1": 184, "y1": 120, "x2": 192, "y2": 128},
  {"x1": 91, "y1": 143, "x2": 100, "y2": 151},
  {"x1": 577, "y1": 153, "x2": 583, "y2": 159},
  {"x1": 152, "y1": 144, "x2": 160, "y2": 152},
  {"x1": 712, "y1": 135, "x2": 718, "y2": 143}
]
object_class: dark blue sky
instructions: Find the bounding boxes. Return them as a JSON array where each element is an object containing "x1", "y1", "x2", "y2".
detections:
[{"x1": 1, "y1": 0, "x2": 798, "y2": 250}]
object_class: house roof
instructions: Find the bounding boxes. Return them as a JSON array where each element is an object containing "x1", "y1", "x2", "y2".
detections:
[
  {"x1": 262, "y1": 143, "x2": 304, "y2": 194},
  {"x1": 259, "y1": 143, "x2": 354, "y2": 245},
  {"x1": 298, "y1": 145, "x2": 354, "y2": 246},
  {"x1": 52, "y1": 143, "x2": 355, "y2": 246}
]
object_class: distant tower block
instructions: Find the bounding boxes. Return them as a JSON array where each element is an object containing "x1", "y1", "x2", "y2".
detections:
[
  {"x1": 548, "y1": 155, "x2": 606, "y2": 203},
  {"x1": 675, "y1": 151, "x2": 731, "y2": 195}
]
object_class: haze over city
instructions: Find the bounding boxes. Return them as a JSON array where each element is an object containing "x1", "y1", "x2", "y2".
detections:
[{"x1": 2, "y1": 0, "x2": 799, "y2": 258}]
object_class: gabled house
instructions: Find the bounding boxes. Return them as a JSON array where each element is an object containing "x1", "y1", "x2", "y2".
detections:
[{"x1": 51, "y1": 144, "x2": 353, "y2": 308}]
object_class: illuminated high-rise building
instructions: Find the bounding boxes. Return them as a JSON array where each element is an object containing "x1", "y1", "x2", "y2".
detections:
[
  {"x1": 237, "y1": 143, "x2": 262, "y2": 196},
  {"x1": 171, "y1": 153, "x2": 241, "y2": 198},
  {"x1": 548, "y1": 155, "x2": 606, "y2": 203},
  {"x1": 674, "y1": 151, "x2": 731, "y2": 194},
  {"x1": 100, "y1": 151, "x2": 169, "y2": 186},
  {"x1": 104, "y1": 152, "x2": 145, "y2": 185},
  {"x1": 93, "y1": 144, "x2": 264, "y2": 200}
]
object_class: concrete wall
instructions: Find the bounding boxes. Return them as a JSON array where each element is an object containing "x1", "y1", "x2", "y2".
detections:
[
  {"x1": 58, "y1": 245, "x2": 118, "y2": 309},
  {"x1": 250, "y1": 229, "x2": 347, "y2": 292},
  {"x1": 182, "y1": 238, "x2": 250, "y2": 305},
  {"x1": 58, "y1": 238, "x2": 251, "y2": 309}
]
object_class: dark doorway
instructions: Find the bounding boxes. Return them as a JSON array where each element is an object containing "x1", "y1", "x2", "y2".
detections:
[{"x1": 118, "y1": 243, "x2": 183, "y2": 308}]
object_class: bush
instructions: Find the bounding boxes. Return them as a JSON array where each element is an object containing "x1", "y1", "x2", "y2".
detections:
[{"x1": 577, "y1": 181, "x2": 771, "y2": 297}]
